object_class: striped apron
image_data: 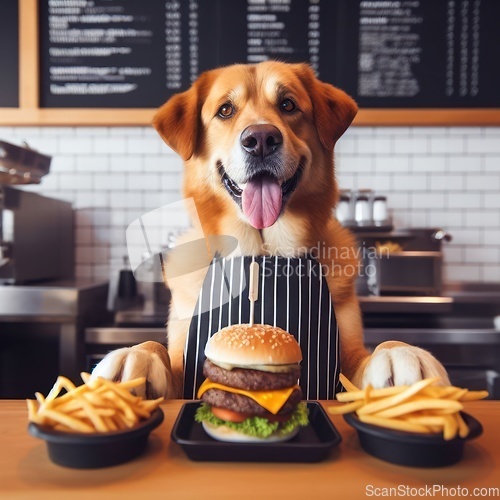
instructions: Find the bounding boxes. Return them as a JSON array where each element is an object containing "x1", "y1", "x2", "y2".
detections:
[{"x1": 182, "y1": 256, "x2": 340, "y2": 400}]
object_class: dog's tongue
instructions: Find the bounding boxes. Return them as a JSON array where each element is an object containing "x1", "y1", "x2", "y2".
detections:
[{"x1": 242, "y1": 175, "x2": 282, "y2": 229}]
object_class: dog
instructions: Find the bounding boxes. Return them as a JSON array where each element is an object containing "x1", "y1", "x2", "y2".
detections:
[{"x1": 92, "y1": 61, "x2": 449, "y2": 399}]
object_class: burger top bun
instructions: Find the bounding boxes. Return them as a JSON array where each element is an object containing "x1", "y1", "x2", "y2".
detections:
[{"x1": 205, "y1": 324, "x2": 302, "y2": 367}]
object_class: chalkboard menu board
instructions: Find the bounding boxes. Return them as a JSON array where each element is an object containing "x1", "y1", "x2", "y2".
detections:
[
  {"x1": 0, "y1": 1, "x2": 19, "y2": 107},
  {"x1": 32, "y1": 0, "x2": 500, "y2": 111},
  {"x1": 39, "y1": 0, "x2": 336, "y2": 108},
  {"x1": 336, "y1": 0, "x2": 500, "y2": 108}
]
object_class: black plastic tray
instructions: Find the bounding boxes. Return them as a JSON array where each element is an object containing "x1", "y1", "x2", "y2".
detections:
[{"x1": 171, "y1": 402, "x2": 341, "y2": 462}]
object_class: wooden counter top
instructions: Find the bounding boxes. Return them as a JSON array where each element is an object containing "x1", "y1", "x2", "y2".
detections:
[{"x1": 1, "y1": 400, "x2": 499, "y2": 499}]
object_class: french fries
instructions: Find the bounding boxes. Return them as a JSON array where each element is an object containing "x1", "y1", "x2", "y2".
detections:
[
  {"x1": 27, "y1": 373, "x2": 163, "y2": 433},
  {"x1": 329, "y1": 373, "x2": 488, "y2": 440},
  {"x1": 376, "y1": 241, "x2": 403, "y2": 254}
]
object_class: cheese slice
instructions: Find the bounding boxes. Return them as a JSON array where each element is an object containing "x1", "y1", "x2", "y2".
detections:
[{"x1": 197, "y1": 379, "x2": 299, "y2": 415}]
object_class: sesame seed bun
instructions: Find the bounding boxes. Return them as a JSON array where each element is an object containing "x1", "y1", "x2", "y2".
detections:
[{"x1": 204, "y1": 324, "x2": 302, "y2": 367}]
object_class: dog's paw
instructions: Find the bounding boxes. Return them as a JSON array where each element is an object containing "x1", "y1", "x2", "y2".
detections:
[
  {"x1": 91, "y1": 341, "x2": 173, "y2": 399},
  {"x1": 362, "y1": 341, "x2": 450, "y2": 388}
]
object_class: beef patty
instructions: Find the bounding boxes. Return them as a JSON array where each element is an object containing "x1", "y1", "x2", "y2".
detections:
[
  {"x1": 201, "y1": 387, "x2": 302, "y2": 416},
  {"x1": 203, "y1": 359, "x2": 300, "y2": 391}
]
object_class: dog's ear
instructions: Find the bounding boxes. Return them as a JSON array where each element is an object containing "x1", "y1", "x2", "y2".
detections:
[
  {"x1": 153, "y1": 73, "x2": 210, "y2": 161},
  {"x1": 153, "y1": 91, "x2": 197, "y2": 160},
  {"x1": 295, "y1": 64, "x2": 358, "y2": 151}
]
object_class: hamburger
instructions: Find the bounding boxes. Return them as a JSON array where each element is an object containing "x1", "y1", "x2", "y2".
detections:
[{"x1": 195, "y1": 323, "x2": 309, "y2": 442}]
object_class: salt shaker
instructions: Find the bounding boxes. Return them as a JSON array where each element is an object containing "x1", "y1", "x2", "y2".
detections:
[{"x1": 355, "y1": 195, "x2": 371, "y2": 225}]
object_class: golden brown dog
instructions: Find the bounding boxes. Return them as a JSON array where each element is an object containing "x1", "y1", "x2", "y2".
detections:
[{"x1": 92, "y1": 61, "x2": 449, "y2": 398}]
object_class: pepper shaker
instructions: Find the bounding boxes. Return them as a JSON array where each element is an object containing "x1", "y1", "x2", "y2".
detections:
[
  {"x1": 336, "y1": 192, "x2": 352, "y2": 225},
  {"x1": 372, "y1": 195, "x2": 388, "y2": 225}
]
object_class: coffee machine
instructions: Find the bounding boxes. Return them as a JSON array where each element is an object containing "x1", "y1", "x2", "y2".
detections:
[{"x1": 0, "y1": 140, "x2": 74, "y2": 284}]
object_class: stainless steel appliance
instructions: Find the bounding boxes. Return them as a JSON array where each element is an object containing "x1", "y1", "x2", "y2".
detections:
[
  {"x1": 0, "y1": 140, "x2": 73, "y2": 284},
  {"x1": 0, "y1": 280, "x2": 111, "y2": 397},
  {"x1": 0, "y1": 186, "x2": 74, "y2": 284},
  {"x1": 0, "y1": 141, "x2": 80, "y2": 397},
  {"x1": 369, "y1": 250, "x2": 443, "y2": 295},
  {"x1": 356, "y1": 228, "x2": 452, "y2": 296},
  {"x1": 362, "y1": 283, "x2": 500, "y2": 399},
  {"x1": 0, "y1": 140, "x2": 51, "y2": 185}
]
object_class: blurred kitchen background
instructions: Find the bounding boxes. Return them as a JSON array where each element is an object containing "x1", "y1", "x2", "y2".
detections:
[
  {"x1": 1, "y1": 0, "x2": 500, "y2": 400},
  {"x1": 1, "y1": 125, "x2": 498, "y2": 284},
  {"x1": 2, "y1": 125, "x2": 499, "y2": 400}
]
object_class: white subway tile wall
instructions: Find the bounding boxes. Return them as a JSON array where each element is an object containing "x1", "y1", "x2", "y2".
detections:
[{"x1": 0, "y1": 126, "x2": 499, "y2": 284}]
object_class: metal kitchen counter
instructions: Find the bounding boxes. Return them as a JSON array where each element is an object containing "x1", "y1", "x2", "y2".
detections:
[
  {"x1": 358, "y1": 295, "x2": 454, "y2": 313},
  {"x1": 83, "y1": 282, "x2": 500, "y2": 398},
  {"x1": 0, "y1": 280, "x2": 110, "y2": 382},
  {"x1": 359, "y1": 281, "x2": 500, "y2": 314},
  {"x1": 360, "y1": 282, "x2": 500, "y2": 399}
]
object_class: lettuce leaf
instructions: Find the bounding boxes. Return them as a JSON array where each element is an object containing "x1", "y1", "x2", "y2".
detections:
[{"x1": 195, "y1": 402, "x2": 309, "y2": 439}]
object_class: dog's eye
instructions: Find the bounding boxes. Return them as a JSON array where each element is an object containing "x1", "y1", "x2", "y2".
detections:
[
  {"x1": 280, "y1": 98, "x2": 296, "y2": 113},
  {"x1": 217, "y1": 104, "x2": 234, "y2": 119}
]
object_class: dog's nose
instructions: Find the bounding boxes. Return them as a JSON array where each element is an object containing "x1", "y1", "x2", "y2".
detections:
[{"x1": 240, "y1": 125, "x2": 283, "y2": 158}]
